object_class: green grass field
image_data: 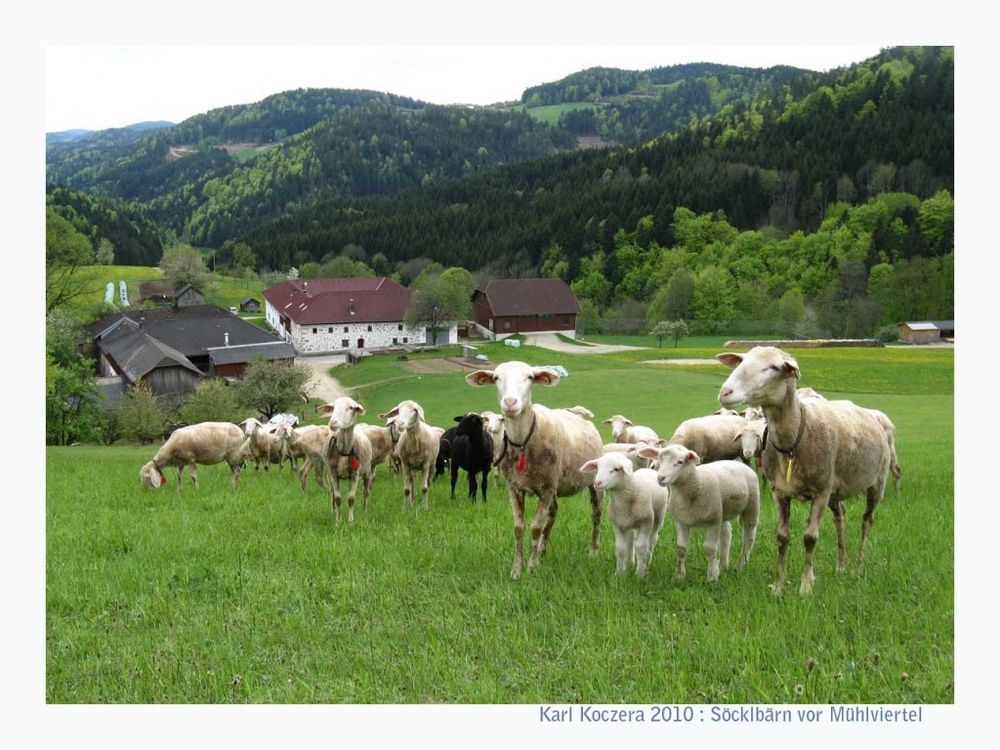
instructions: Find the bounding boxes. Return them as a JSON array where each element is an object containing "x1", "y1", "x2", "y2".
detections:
[{"x1": 46, "y1": 345, "x2": 953, "y2": 703}]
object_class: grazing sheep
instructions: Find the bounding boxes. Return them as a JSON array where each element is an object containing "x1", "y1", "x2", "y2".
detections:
[
  {"x1": 667, "y1": 413, "x2": 746, "y2": 463},
  {"x1": 637, "y1": 444, "x2": 760, "y2": 583},
  {"x1": 717, "y1": 346, "x2": 892, "y2": 595},
  {"x1": 288, "y1": 425, "x2": 333, "y2": 491},
  {"x1": 317, "y1": 397, "x2": 374, "y2": 524},
  {"x1": 602, "y1": 414, "x2": 660, "y2": 445},
  {"x1": 466, "y1": 362, "x2": 604, "y2": 578},
  {"x1": 449, "y1": 413, "x2": 494, "y2": 502},
  {"x1": 378, "y1": 400, "x2": 444, "y2": 511},
  {"x1": 140, "y1": 422, "x2": 249, "y2": 490},
  {"x1": 580, "y1": 453, "x2": 668, "y2": 577}
]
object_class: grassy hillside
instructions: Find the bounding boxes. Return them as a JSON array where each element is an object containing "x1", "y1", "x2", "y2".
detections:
[{"x1": 47, "y1": 345, "x2": 953, "y2": 702}]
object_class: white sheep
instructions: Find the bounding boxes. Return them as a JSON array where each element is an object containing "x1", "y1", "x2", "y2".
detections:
[
  {"x1": 287, "y1": 424, "x2": 333, "y2": 491},
  {"x1": 317, "y1": 397, "x2": 374, "y2": 524},
  {"x1": 238, "y1": 418, "x2": 293, "y2": 471},
  {"x1": 637, "y1": 443, "x2": 760, "y2": 583},
  {"x1": 717, "y1": 346, "x2": 892, "y2": 595},
  {"x1": 466, "y1": 362, "x2": 604, "y2": 578},
  {"x1": 667, "y1": 413, "x2": 746, "y2": 463},
  {"x1": 738, "y1": 418, "x2": 768, "y2": 464},
  {"x1": 356, "y1": 422, "x2": 398, "y2": 477},
  {"x1": 378, "y1": 400, "x2": 443, "y2": 511},
  {"x1": 601, "y1": 441, "x2": 661, "y2": 470},
  {"x1": 602, "y1": 414, "x2": 660, "y2": 444},
  {"x1": 139, "y1": 422, "x2": 250, "y2": 490},
  {"x1": 481, "y1": 410, "x2": 506, "y2": 484},
  {"x1": 866, "y1": 408, "x2": 902, "y2": 493},
  {"x1": 580, "y1": 452, "x2": 668, "y2": 577}
]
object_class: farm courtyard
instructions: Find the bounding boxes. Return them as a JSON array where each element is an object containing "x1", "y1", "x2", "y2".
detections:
[{"x1": 45, "y1": 340, "x2": 954, "y2": 703}]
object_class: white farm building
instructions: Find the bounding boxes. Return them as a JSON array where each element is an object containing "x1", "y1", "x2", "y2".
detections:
[{"x1": 263, "y1": 276, "x2": 457, "y2": 354}]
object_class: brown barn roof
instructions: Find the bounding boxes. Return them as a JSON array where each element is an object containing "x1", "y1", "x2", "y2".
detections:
[
  {"x1": 474, "y1": 278, "x2": 581, "y2": 317},
  {"x1": 263, "y1": 277, "x2": 412, "y2": 325}
]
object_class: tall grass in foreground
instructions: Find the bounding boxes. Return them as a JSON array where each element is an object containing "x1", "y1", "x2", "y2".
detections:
[{"x1": 47, "y1": 350, "x2": 953, "y2": 703}]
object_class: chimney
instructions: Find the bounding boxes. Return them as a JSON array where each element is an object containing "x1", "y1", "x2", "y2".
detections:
[
  {"x1": 224, "y1": 332, "x2": 230, "y2": 347},
  {"x1": 349, "y1": 298, "x2": 355, "y2": 315}
]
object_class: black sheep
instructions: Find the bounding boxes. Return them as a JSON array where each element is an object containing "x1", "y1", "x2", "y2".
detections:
[
  {"x1": 435, "y1": 426, "x2": 457, "y2": 478},
  {"x1": 449, "y1": 413, "x2": 494, "y2": 503}
]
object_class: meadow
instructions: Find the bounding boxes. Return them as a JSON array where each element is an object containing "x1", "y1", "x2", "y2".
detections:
[{"x1": 46, "y1": 343, "x2": 953, "y2": 703}]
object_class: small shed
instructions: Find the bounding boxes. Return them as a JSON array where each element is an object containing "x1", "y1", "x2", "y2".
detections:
[
  {"x1": 239, "y1": 296, "x2": 261, "y2": 313},
  {"x1": 898, "y1": 320, "x2": 954, "y2": 345},
  {"x1": 175, "y1": 284, "x2": 206, "y2": 308}
]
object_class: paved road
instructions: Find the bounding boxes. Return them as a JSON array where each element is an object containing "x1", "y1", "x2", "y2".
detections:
[
  {"x1": 521, "y1": 332, "x2": 648, "y2": 355},
  {"x1": 296, "y1": 354, "x2": 348, "y2": 403}
]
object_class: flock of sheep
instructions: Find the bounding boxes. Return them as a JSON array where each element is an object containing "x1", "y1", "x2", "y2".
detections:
[{"x1": 138, "y1": 346, "x2": 901, "y2": 596}]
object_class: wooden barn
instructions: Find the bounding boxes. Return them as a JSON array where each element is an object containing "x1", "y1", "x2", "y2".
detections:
[
  {"x1": 97, "y1": 330, "x2": 203, "y2": 398},
  {"x1": 175, "y1": 284, "x2": 206, "y2": 308},
  {"x1": 898, "y1": 320, "x2": 955, "y2": 344},
  {"x1": 472, "y1": 278, "x2": 581, "y2": 336},
  {"x1": 239, "y1": 296, "x2": 261, "y2": 313}
]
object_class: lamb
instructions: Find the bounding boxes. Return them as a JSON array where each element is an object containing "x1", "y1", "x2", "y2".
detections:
[
  {"x1": 667, "y1": 413, "x2": 746, "y2": 463},
  {"x1": 466, "y1": 361, "x2": 604, "y2": 578},
  {"x1": 378, "y1": 400, "x2": 444, "y2": 511},
  {"x1": 287, "y1": 424, "x2": 333, "y2": 491},
  {"x1": 637, "y1": 443, "x2": 760, "y2": 583},
  {"x1": 717, "y1": 346, "x2": 892, "y2": 595},
  {"x1": 239, "y1": 418, "x2": 293, "y2": 471},
  {"x1": 579, "y1": 452, "x2": 668, "y2": 577},
  {"x1": 448, "y1": 413, "x2": 494, "y2": 502},
  {"x1": 602, "y1": 414, "x2": 660, "y2": 445},
  {"x1": 140, "y1": 422, "x2": 250, "y2": 490},
  {"x1": 317, "y1": 397, "x2": 374, "y2": 524}
]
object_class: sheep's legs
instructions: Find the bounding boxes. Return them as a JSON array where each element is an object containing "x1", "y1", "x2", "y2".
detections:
[
  {"x1": 509, "y1": 488, "x2": 526, "y2": 579},
  {"x1": 830, "y1": 500, "x2": 848, "y2": 573},
  {"x1": 613, "y1": 525, "x2": 632, "y2": 575},
  {"x1": 229, "y1": 462, "x2": 241, "y2": 489},
  {"x1": 538, "y1": 498, "x2": 558, "y2": 557},
  {"x1": 673, "y1": 521, "x2": 689, "y2": 580},
  {"x1": 527, "y1": 493, "x2": 555, "y2": 571},
  {"x1": 588, "y1": 485, "x2": 602, "y2": 557},
  {"x1": 402, "y1": 467, "x2": 414, "y2": 509},
  {"x1": 468, "y1": 471, "x2": 478, "y2": 502},
  {"x1": 176, "y1": 466, "x2": 184, "y2": 492},
  {"x1": 720, "y1": 520, "x2": 733, "y2": 570},
  {"x1": 346, "y1": 471, "x2": 360, "y2": 523},
  {"x1": 330, "y1": 479, "x2": 343, "y2": 524},
  {"x1": 419, "y1": 466, "x2": 431, "y2": 510},
  {"x1": 738, "y1": 511, "x2": 757, "y2": 569},
  {"x1": 704, "y1": 522, "x2": 722, "y2": 582},
  {"x1": 450, "y1": 461, "x2": 460, "y2": 499},
  {"x1": 858, "y1": 481, "x2": 885, "y2": 564},
  {"x1": 363, "y1": 470, "x2": 373, "y2": 510},
  {"x1": 635, "y1": 525, "x2": 653, "y2": 577},
  {"x1": 800, "y1": 495, "x2": 829, "y2": 595},
  {"x1": 480, "y1": 470, "x2": 488, "y2": 503},
  {"x1": 770, "y1": 494, "x2": 792, "y2": 595}
]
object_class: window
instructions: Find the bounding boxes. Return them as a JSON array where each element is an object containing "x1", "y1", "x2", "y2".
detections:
[
  {"x1": 392, "y1": 337, "x2": 398, "y2": 345},
  {"x1": 328, "y1": 327, "x2": 333, "y2": 333},
  {"x1": 403, "y1": 337, "x2": 408, "y2": 343},
  {"x1": 367, "y1": 325, "x2": 372, "y2": 332},
  {"x1": 504, "y1": 320, "x2": 512, "y2": 330},
  {"x1": 343, "y1": 327, "x2": 348, "y2": 333},
  {"x1": 312, "y1": 327, "x2": 317, "y2": 334},
  {"x1": 398, "y1": 324, "x2": 403, "y2": 331},
  {"x1": 341, "y1": 339, "x2": 349, "y2": 348}
]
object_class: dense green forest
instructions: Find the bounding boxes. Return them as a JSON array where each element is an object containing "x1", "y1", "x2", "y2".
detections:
[
  {"x1": 45, "y1": 186, "x2": 164, "y2": 266},
  {"x1": 523, "y1": 62, "x2": 811, "y2": 144}
]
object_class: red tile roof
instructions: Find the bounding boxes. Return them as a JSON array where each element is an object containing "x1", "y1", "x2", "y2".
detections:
[
  {"x1": 474, "y1": 278, "x2": 581, "y2": 317},
  {"x1": 263, "y1": 277, "x2": 412, "y2": 325}
]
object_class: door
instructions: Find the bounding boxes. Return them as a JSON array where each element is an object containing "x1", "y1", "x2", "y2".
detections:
[{"x1": 357, "y1": 338, "x2": 365, "y2": 348}]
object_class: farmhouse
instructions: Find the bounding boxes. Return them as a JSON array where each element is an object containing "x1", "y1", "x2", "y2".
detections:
[
  {"x1": 88, "y1": 304, "x2": 295, "y2": 395},
  {"x1": 897, "y1": 319, "x2": 955, "y2": 345},
  {"x1": 263, "y1": 277, "x2": 457, "y2": 354},
  {"x1": 472, "y1": 278, "x2": 581, "y2": 337}
]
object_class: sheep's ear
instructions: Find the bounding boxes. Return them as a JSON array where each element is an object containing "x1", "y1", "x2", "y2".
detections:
[
  {"x1": 654, "y1": 438, "x2": 669, "y2": 448},
  {"x1": 349, "y1": 400, "x2": 366, "y2": 415},
  {"x1": 530, "y1": 367, "x2": 560, "y2": 386},
  {"x1": 685, "y1": 450, "x2": 701, "y2": 465},
  {"x1": 579, "y1": 459, "x2": 600, "y2": 474},
  {"x1": 622, "y1": 417, "x2": 634, "y2": 427},
  {"x1": 716, "y1": 352, "x2": 744, "y2": 369},
  {"x1": 378, "y1": 407, "x2": 400, "y2": 420},
  {"x1": 454, "y1": 415, "x2": 465, "y2": 423},
  {"x1": 781, "y1": 356, "x2": 800, "y2": 379},
  {"x1": 317, "y1": 403, "x2": 336, "y2": 415},
  {"x1": 636, "y1": 446, "x2": 661, "y2": 461},
  {"x1": 415, "y1": 404, "x2": 426, "y2": 422},
  {"x1": 601, "y1": 418, "x2": 613, "y2": 425},
  {"x1": 465, "y1": 370, "x2": 496, "y2": 386}
]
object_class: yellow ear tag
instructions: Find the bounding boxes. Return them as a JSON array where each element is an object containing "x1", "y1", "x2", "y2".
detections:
[{"x1": 785, "y1": 458, "x2": 794, "y2": 483}]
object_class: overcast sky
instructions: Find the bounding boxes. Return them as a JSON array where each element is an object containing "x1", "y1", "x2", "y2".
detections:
[{"x1": 45, "y1": 44, "x2": 885, "y2": 133}]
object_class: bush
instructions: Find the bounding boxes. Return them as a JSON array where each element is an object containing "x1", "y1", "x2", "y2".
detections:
[
  {"x1": 177, "y1": 378, "x2": 242, "y2": 424},
  {"x1": 875, "y1": 324, "x2": 900, "y2": 343},
  {"x1": 114, "y1": 383, "x2": 167, "y2": 443}
]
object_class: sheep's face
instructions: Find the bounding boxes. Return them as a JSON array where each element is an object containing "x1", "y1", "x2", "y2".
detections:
[
  {"x1": 579, "y1": 453, "x2": 633, "y2": 492},
  {"x1": 140, "y1": 461, "x2": 165, "y2": 490},
  {"x1": 380, "y1": 400, "x2": 424, "y2": 432},
  {"x1": 639, "y1": 444, "x2": 699, "y2": 487},
  {"x1": 465, "y1": 361, "x2": 560, "y2": 418},
  {"x1": 717, "y1": 347, "x2": 800, "y2": 409},
  {"x1": 480, "y1": 411, "x2": 504, "y2": 436},
  {"x1": 454, "y1": 412, "x2": 484, "y2": 437},
  {"x1": 239, "y1": 418, "x2": 263, "y2": 436},
  {"x1": 319, "y1": 397, "x2": 366, "y2": 431},
  {"x1": 740, "y1": 423, "x2": 764, "y2": 462},
  {"x1": 602, "y1": 414, "x2": 633, "y2": 441}
]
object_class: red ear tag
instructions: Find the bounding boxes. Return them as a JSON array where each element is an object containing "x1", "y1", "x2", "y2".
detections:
[
  {"x1": 517, "y1": 453, "x2": 526, "y2": 473},
  {"x1": 160, "y1": 475, "x2": 167, "y2": 486},
  {"x1": 350, "y1": 456, "x2": 359, "y2": 472}
]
